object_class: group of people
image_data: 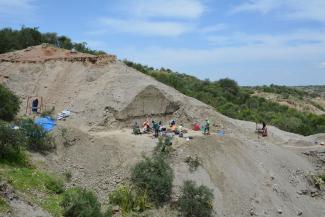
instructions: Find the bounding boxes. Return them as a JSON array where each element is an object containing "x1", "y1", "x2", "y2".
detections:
[
  {"x1": 133, "y1": 118, "x2": 268, "y2": 138},
  {"x1": 132, "y1": 118, "x2": 185, "y2": 138}
]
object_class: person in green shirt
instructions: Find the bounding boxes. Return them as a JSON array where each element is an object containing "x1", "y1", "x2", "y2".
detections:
[
  {"x1": 152, "y1": 120, "x2": 159, "y2": 138},
  {"x1": 204, "y1": 119, "x2": 210, "y2": 135}
]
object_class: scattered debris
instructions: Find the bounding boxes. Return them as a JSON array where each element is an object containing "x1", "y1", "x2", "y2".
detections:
[{"x1": 57, "y1": 110, "x2": 71, "y2": 120}]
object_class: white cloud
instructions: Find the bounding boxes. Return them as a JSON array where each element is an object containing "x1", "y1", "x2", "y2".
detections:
[
  {"x1": 231, "y1": 0, "x2": 282, "y2": 14},
  {"x1": 0, "y1": 0, "x2": 37, "y2": 22},
  {"x1": 91, "y1": 0, "x2": 209, "y2": 37},
  {"x1": 121, "y1": 41, "x2": 325, "y2": 66},
  {"x1": 113, "y1": 29, "x2": 325, "y2": 85},
  {"x1": 206, "y1": 30, "x2": 325, "y2": 47},
  {"x1": 98, "y1": 18, "x2": 194, "y2": 37},
  {"x1": 130, "y1": 0, "x2": 205, "y2": 19},
  {"x1": 200, "y1": 24, "x2": 227, "y2": 34},
  {"x1": 114, "y1": 0, "x2": 205, "y2": 19},
  {"x1": 231, "y1": 0, "x2": 325, "y2": 22}
]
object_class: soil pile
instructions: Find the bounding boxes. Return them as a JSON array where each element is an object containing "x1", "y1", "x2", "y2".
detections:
[{"x1": 0, "y1": 45, "x2": 222, "y2": 131}]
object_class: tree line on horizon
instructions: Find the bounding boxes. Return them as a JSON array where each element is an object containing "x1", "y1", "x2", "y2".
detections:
[
  {"x1": 0, "y1": 26, "x2": 105, "y2": 55},
  {"x1": 123, "y1": 60, "x2": 325, "y2": 136}
]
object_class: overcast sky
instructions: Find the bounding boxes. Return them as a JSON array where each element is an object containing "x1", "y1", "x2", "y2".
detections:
[{"x1": 1, "y1": 0, "x2": 325, "y2": 85}]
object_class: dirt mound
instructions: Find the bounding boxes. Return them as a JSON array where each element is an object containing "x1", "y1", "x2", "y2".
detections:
[
  {"x1": 0, "y1": 46, "x2": 222, "y2": 130},
  {"x1": 116, "y1": 85, "x2": 181, "y2": 120},
  {"x1": 0, "y1": 44, "x2": 116, "y2": 64}
]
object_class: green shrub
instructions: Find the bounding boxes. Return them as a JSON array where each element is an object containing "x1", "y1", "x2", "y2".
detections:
[
  {"x1": 109, "y1": 184, "x2": 151, "y2": 214},
  {"x1": 0, "y1": 196, "x2": 9, "y2": 213},
  {"x1": 131, "y1": 156, "x2": 173, "y2": 206},
  {"x1": 17, "y1": 118, "x2": 55, "y2": 153},
  {"x1": 178, "y1": 180, "x2": 214, "y2": 217},
  {"x1": 320, "y1": 175, "x2": 325, "y2": 182},
  {"x1": 102, "y1": 206, "x2": 113, "y2": 217},
  {"x1": 0, "y1": 84, "x2": 20, "y2": 121},
  {"x1": 61, "y1": 188, "x2": 103, "y2": 217},
  {"x1": 109, "y1": 185, "x2": 133, "y2": 213},
  {"x1": 0, "y1": 121, "x2": 27, "y2": 165},
  {"x1": 45, "y1": 177, "x2": 65, "y2": 194},
  {"x1": 184, "y1": 155, "x2": 200, "y2": 172},
  {"x1": 63, "y1": 170, "x2": 72, "y2": 182},
  {"x1": 154, "y1": 137, "x2": 173, "y2": 156}
]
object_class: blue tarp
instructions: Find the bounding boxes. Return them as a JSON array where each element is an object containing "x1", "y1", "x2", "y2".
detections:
[
  {"x1": 217, "y1": 130, "x2": 225, "y2": 137},
  {"x1": 34, "y1": 116, "x2": 56, "y2": 132}
]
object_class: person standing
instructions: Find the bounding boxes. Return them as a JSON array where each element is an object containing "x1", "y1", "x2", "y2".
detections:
[
  {"x1": 32, "y1": 98, "x2": 39, "y2": 113},
  {"x1": 152, "y1": 120, "x2": 159, "y2": 138},
  {"x1": 204, "y1": 119, "x2": 210, "y2": 135}
]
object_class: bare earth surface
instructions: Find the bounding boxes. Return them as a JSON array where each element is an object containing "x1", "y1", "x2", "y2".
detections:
[{"x1": 0, "y1": 46, "x2": 324, "y2": 217}]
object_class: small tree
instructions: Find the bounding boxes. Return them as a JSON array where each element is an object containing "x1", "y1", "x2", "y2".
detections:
[
  {"x1": 154, "y1": 137, "x2": 173, "y2": 156},
  {"x1": 0, "y1": 121, "x2": 26, "y2": 164},
  {"x1": 131, "y1": 156, "x2": 173, "y2": 206},
  {"x1": 61, "y1": 188, "x2": 103, "y2": 217},
  {"x1": 18, "y1": 118, "x2": 55, "y2": 153},
  {"x1": 0, "y1": 84, "x2": 20, "y2": 121},
  {"x1": 178, "y1": 180, "x2": 214, "y2": 217}
]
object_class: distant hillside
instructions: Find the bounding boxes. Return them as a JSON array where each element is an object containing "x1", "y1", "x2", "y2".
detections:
[
  {"x1": 246, "y1": 85, "x2": 325, "y2": 115},
  {"x1": 124, "y1": 60, "x2": 325, "y2": 136},
  {"x1": 296, "y1": 85, "x2": 325, "y2": 98}
]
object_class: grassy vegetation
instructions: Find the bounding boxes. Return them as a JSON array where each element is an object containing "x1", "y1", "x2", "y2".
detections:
[
  {"x1": 310, "y1": 174, "x2": 325, "y2": 190},
  {"x1": 251, "y1": 84, "x2": 317, "y2": 99},
  {"x1": 108, "y1": 184, "x2": 151, "y2": 214},
  {"x1": 0, "y1": 163, "x2": 113, "y2": 217},
  {"x1": 0, "y1": 121, "x2": 28, "y2": 166},
  {"x1": 0, "y1": 163, "x2": 65, "y2": 216},
  {"x1": 124, "y1": 60, "x2": 325, "y2": 136},
  {"x1": 61, "y1": 187, "x2": 102, "y2": 217},
  {"x1": 0, "y1": 196, "x2": 10, "y2": 213},
  {"x1": 307, "y1": 99, "x2": 325, "y2": 112}
]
